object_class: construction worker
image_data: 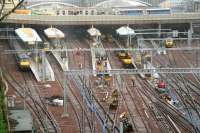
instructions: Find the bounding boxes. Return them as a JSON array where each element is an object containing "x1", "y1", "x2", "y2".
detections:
[
  {"x1": 79, "y1": 63, "x2": 83, "y2": 69},
  {"x1": 76, "y1": 47, "x2": 81, "y2": 56},
  {"x1": 131, "y1": 77, "x2": 135, "y2": 87}
]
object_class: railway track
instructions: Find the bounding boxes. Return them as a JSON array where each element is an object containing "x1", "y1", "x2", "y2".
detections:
[
  {"x1": 66, "y1": 30, "x2": 95, "y2": 133},
  {"x1": 158, "y1": 73, "x2": 200, "y2": 132},
  {"x1": 48, "y1": 55, "x2": 93, "y2": 133},
  {"x1": 67, "y1": 29, "x2": 122, "y2": 132},
  {"x1": 160, "y1": 43, "x2": 200, "y2": 108},
  {"x1": 102, "y1": 37, "x2": 165, "y2": 132},
  {"x1": 76, "y1": 75, "x2": 121, "y2": 132},
  {"x1": 114, "y1": 75, "x2": 149, "y2": 133},
  {"x1": 42, "y1": 29, "x2": 93, "y2": 132},
  {"x1": 3, "y1": 66, "x2": 60, "y2": 133},
  {"x1": 135, "y1": 76, "x2": 176, "y2": 133},
  {"x1": 86, "y1": 76, "x2": 122, "y2": 132},
  {"x1": 108, "y1": 36, "x2": 167, "y2": 132},
  {"x1": 133, "y1": 38, "x2": 198, "y2": 132},
  {"x1": 86, "y1": 34, "x2": 138, "y2": 132},
  {"x1": 136, "y1": 76, "x2": 197, "y2": 133},
  {"x1": 152, "y1": 44, "x2": 200, "y2": 132},
  {"x1": 131, "y1": 78, "x2": 164, "y2": 133},
  {"x1": 123, "y1": 75, "x2": 163, "y2": 133},
  {"x1": 166, "y1": 45, "x2": 200, "y2": 131},
  {"x1": 100, "y1": 34, "x2": 198, "y2": 132},
  {"x1": 167, "y1": 73, "x2": 200, "y2": 122},
  {"x1": 21, "y1": 72, "x2": 61, "y2": 133},
  {"x1": 35, "y1": 28, "x2": 84, "y2": 132},
  {"x1": 1, "y1": 42, "x2": 60, "y2": 133}
]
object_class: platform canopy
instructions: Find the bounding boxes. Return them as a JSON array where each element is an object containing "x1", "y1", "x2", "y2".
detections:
[
  {"x1": 15, "y1": 28, "x2": 42, "y2": 44},
  {"x1": 87, "y1": 27, "x2": 101, "y2": 36},
  {"x1": 116, "y1": 26, "x2": 135, "y2": 36},
  {"x1": 44, "y1": 27, "x2": 65, "y2": 39}
]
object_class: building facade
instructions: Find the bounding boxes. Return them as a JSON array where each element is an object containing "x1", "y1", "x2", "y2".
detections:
[{"x1": 64, "y1": 0, "x2": 163, "y2": 7}]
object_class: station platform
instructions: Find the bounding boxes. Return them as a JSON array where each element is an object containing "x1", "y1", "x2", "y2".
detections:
[
  {"x1": 91, "y1": 47, "x2": 97, "y2": 76},
  {"x1": 30, "y1": 58, "x2": 55, "y2": 82},
  {"x1": 52, "y1": 51, "x2": 68, "y2": 71},
  {"x1": 8, "y1": 33, "x2": 55, "y2": 82},
  {"x1": 91, "y1": 46, "x2": 112, "y2": 77}
]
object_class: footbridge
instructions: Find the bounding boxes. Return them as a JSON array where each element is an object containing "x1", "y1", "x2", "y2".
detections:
[{"x1": 3, "y1": 13, "x2": 200, "y2": 25}]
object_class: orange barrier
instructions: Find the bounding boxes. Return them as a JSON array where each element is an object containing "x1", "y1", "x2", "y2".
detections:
[{"x1": 14, "y1": 9, "x2": 31, "y2": 15}]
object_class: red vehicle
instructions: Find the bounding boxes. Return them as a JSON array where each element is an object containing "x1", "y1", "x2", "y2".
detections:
[{"x1": 157, "y1": 80, "x2": 166, "y2": 88}]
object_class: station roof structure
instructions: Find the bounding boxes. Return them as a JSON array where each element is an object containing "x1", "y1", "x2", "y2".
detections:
[
  {"x1": 44, "y1": 27, "x2": 65, "y2": 39},
  {"x1": 26, "y1": 1, "x2": 79, "y2": 9},
  {"x1": 94, "y1": 0, "x2": 150, "y2": 8},
  {"x1": 116, "y1": 26, "x2": 135, "y2": 35},
  {"x1": 9, "y1": 110, "x2": 33, "y2": 132},
  {"x1": 15, "y1": 28, "x2": 42, "y2": 44},
  {"x1": 159, "y1": 0, "x2": 188, "y2": 12},
  {"x1": 24, "y1": 0, "x2": 151, "y2": 8},
  {"x1": 87, "y1": 27, "x2": 101, "y2": 36}
]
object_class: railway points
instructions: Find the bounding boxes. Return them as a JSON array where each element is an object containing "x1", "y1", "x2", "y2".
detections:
[{"x1": 2, "y1": 27, "x2": 200, "y2": 133}]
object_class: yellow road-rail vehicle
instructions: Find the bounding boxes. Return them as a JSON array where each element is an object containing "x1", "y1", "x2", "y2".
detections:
[
  {"x1": 120, "y1": 112, "x2": 133, "y2": 132},
  {"x1": 165, "y1": 38, "x2": 173, "y2": 48},
  {"x1": 117, "y1": 51, "x2": 133, "y2": 68},
  {"x1": 109, "y1": 89, "x2": 118, "y2": 110}
]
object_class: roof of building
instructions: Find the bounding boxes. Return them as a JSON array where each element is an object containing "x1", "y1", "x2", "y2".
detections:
[
  {"x1": 44, "y1": 28, "x2": 65, "y2": 39},
  {"x1": 9, "y1": 109, "x2": 33, "y2": 132},
  {"x1": 159, "y1": 0, "x2": 187, "y2": 8},
  {"x1": 15, "y1": 28, "x2": 42, "y2": 44},
  {"x1": 116, "y1": 26, "x2": 135, "y2": 35},
  {"x1": 94, "y1": 0, "x2": 150, "y2": 8}
]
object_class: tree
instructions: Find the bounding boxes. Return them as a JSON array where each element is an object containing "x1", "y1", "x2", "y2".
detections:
[{"x1": 0, "y1": 0, "x2": 25, "y2": 22}]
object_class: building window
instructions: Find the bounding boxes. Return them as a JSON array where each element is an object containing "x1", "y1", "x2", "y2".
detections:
[
  {"x1": 62, "y1": 10, "x2": 65, "y2": 15},
  {"x1": 85, "y1": 10, "x2": 88, "y2": 15}
]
